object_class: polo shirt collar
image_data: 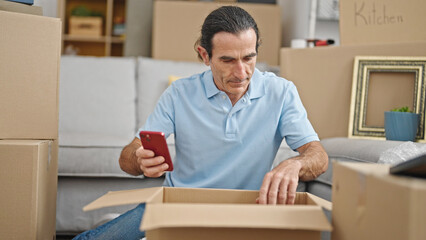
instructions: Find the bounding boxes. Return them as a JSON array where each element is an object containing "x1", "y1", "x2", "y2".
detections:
[
  {"x1": 204, "y1": 70, "x2": 220, "y2": 98},
  {"x1": 203, "y1": 68, "x2": 266, "y2": 99},
  {"x1": 247, "y1": 68, "x2": 266, "y2": 100}
]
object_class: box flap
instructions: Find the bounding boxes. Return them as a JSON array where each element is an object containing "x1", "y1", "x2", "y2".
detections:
[
  {"x1": 83, "y1": 187, "x2": 163, "y2": 211},
  {"x1": 306, "y1": 193, "x2": 332, "y2": 211},
  {"x1": 336, "y1": 161, "x2": 390, "y2": 175},
  {"x1": 141, "y1": 203, "x2": 332, "y2": 231}
]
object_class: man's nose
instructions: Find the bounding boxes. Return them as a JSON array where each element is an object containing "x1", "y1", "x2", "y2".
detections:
[{"x1": 234, "y1": 61, "x2": 248, "y2": 80}]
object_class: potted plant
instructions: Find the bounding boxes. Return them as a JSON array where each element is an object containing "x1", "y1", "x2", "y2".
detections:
[{"x1": 384, "y1": 106, "x2": 420, "y2": 141}]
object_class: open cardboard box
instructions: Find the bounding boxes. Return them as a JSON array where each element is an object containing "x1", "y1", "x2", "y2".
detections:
[{"x1": 84, "y1": 187, "x2": 332, "y2": 240}]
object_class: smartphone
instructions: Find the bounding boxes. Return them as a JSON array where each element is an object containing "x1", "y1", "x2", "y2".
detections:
[{"x1": 139, "y1": 131, "x2": 173, "y2": 171}]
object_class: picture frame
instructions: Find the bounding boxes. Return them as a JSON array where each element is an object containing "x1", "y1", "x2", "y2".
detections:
[{"x1": 348, "y1": 56, "x2": 426, "y2": 142}]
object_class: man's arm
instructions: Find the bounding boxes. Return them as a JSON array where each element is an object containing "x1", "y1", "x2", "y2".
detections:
[
  {"x1": 119, "y1": 137, "x2": 170, "y2": 178},
  {"x1": 258, "y1": 141, "x2": 328, "y2": 205}
]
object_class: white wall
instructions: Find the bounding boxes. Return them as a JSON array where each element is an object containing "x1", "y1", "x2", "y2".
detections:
[
  {"x1": 278, "y1": 0, "x2": 339, "y2": 47},
  {"x1": 34, "y1": 0, "x2": 57, "y2": 18}
]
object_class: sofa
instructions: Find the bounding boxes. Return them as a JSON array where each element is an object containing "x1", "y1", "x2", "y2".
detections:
[{"x1": 56, "y1": 56, "x2": 425, "y2": 238}]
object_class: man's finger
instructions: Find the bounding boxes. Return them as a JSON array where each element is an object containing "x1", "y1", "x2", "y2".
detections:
[
  {"x1": 143, "y1": 163, "x2": 167, "y2": 177},
  {"x1": 277, "y1": 178, "x2": 289, "y2": 204},
  {"x1": 135, "y1": 147, "x2": 155, "y2": 158},
  {"x1": 267, "y1": 174, "x2": 282, "y2": 205},
  {"x1": 286, "y1": 179, "x2": 298, "y2": 205},
  {"x1": 140, "y1": 156, "x2": 165, "y2": 168},
  {"x1": 258, "y1": 172, "x2": 273, "y2": 204}
]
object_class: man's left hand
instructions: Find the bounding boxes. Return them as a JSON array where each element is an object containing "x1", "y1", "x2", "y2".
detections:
[
  {"x1": 257, "y1": 141, "x2": 328, "y2": 205},
  {"x1": 257, "y1": 159, "x2": 302, "y2": 205}
]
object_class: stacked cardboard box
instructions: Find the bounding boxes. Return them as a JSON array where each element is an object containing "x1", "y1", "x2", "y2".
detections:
[
  {"x1": 84, "y1": 187, "x2": 332, "y2": 240},
  {"x1": 332, "y1": 162, "x2": 426, "y2": 240},
  {"x1": 279, "y1": 0, "x2": 426, "y2": 238},
  {"x1": 0, "y1": 10, "x2": 61, "y2": 239},
  {"x1": 152, "y1": 1, "x2": 281, "y2": 65},
  {"x1": 280, "y1": 41, "x2": 426, "y2": 139},
  {"x1": 280, "y1": 0, "x2": 426, "y2": 139},
  {"x1": 0, "y1": 0, "x2": 42, "y2": 15},
  {"x1": 339, "y1": 0, "x2": 426, "y2": 45}
]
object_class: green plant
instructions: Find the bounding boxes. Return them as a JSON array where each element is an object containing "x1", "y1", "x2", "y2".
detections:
[
  {"x1": 391, "y1": 106, "x2": 412, "y2": 113},
  {"x1": 71, "y1": 6, "x2": 103, "y2": 18}
]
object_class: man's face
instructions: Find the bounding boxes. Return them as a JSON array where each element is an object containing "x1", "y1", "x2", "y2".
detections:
[{"x1": 199, "y1": 29, "x2": 257, "y2": 103}]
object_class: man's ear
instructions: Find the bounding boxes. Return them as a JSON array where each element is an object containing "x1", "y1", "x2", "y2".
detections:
[{"x1": 197, "y1": 46, "x2": 210, "y2": 66}]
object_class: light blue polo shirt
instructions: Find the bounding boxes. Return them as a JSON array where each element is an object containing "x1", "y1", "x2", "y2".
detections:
[{"x1": 137, "y1": 68, "x2": 319, "y2": 190}]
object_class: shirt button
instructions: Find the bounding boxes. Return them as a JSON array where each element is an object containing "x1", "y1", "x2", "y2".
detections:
[
  {"x1": 222, "y1": 95, "x2": 226, "y2": 99},
  {"x1": 242, "y1": 99, "x2": 246, "y2": 103}
]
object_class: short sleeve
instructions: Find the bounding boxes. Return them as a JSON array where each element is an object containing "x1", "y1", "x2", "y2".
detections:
[
  {"x1": 136, "y1": 86, "x2": 176, "y2": 139},
  {"x1": 278, "y1": 83, "x2": 319, "y2": 150}
]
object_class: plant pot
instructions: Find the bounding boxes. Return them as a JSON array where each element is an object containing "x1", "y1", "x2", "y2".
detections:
[{"x1": 384, "y1": 111, "x2": 420, "y2": 141}]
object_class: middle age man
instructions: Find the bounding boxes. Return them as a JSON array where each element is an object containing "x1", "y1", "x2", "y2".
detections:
[
  {"x1": 119, "y1": 6, "x2": 328, "y2": 205},
  {"x1": 74, "y1": 6, "x2": 329, "y2": 240}
]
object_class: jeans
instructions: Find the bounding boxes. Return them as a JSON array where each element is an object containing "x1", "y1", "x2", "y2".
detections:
[{"x1": 73, "y1": 203, "x2": 146, "y2": 240}]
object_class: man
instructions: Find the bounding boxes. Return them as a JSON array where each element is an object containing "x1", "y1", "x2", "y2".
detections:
[{"x1": 74, "y1": 6, "x2": 328, "y2": 240}]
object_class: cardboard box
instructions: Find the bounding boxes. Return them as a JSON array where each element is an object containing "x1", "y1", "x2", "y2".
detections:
[
  {"x1": 84, "y1": 187, "x2": 332, "y2": 240},
  {"x1": 0, "y1": 140, "x2": 58, "y2": 239},
  {"x1": 152, "y1": 1, "x2": 281, "y2": 65},
  {"x1": 332, "y1": 161, "x2": 426, "y2": 240},
  {"x1": 339, "y1": 0, "x2": 426, "y2": 45},
  {"x1": 69, "y1": 16, "x2": 102, "y2": 37},
  {"x1": 0, "y1": 0, "x2": 43, "y2": 15},
  {"x1": 280, "y1": 41, "x2": 426, "y2": 139},
  {"x1": 0, "y1": 11, "x2": 61, "y2": 139}
]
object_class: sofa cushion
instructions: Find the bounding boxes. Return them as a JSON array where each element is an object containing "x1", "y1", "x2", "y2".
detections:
[
  {"x1": 321, "y1": 137, "x2": 423, "y2": 163},
  {"x1": 58, "y1": 139, "x2": 177, "y2": 177},
  {"x1": 59, "y1": 56, "x2": 136, "y2": 147},
  {"x1": 58, "y1": 146, "x2": 129, "y2": 177},
  {"x1": 136, "y1": 57, "x2": 209, "y2": 128}
]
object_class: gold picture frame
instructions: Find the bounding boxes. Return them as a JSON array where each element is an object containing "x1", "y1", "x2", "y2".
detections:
[{"x1": 348, "y1": 56, "x2": 426, "y2": 141}]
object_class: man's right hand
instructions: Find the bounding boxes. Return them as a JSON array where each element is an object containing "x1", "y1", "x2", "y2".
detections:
[
  {"x1": 135, "y1": 146, "x2": 169, "y2": 178},
  {"x1": 119, "y1": 137, "x2": 169, "y2": 177}
]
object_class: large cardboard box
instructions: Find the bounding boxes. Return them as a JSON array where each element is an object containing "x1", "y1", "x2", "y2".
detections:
[
  {"x1": 332, "y1": 161, "x2": 426, "y2": 240},
  {"x1": 84, "y1": 187, "x2": 332, "y2": 240},
  {"x1": 0, "y1": 140, "x2": 58, "y2": 239},
  {"x1": 152, "y1": 1, "x2": 281, "y2": 65},
  {"x1": 339, "y1": 0, "x2": 426, "y2": 45},
  {"x1": 0, "y1": 11, "x2": 61, "y2": 139},
  {"x1": 280, "y1": 41, "x2": 426, "y2": 139}
]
